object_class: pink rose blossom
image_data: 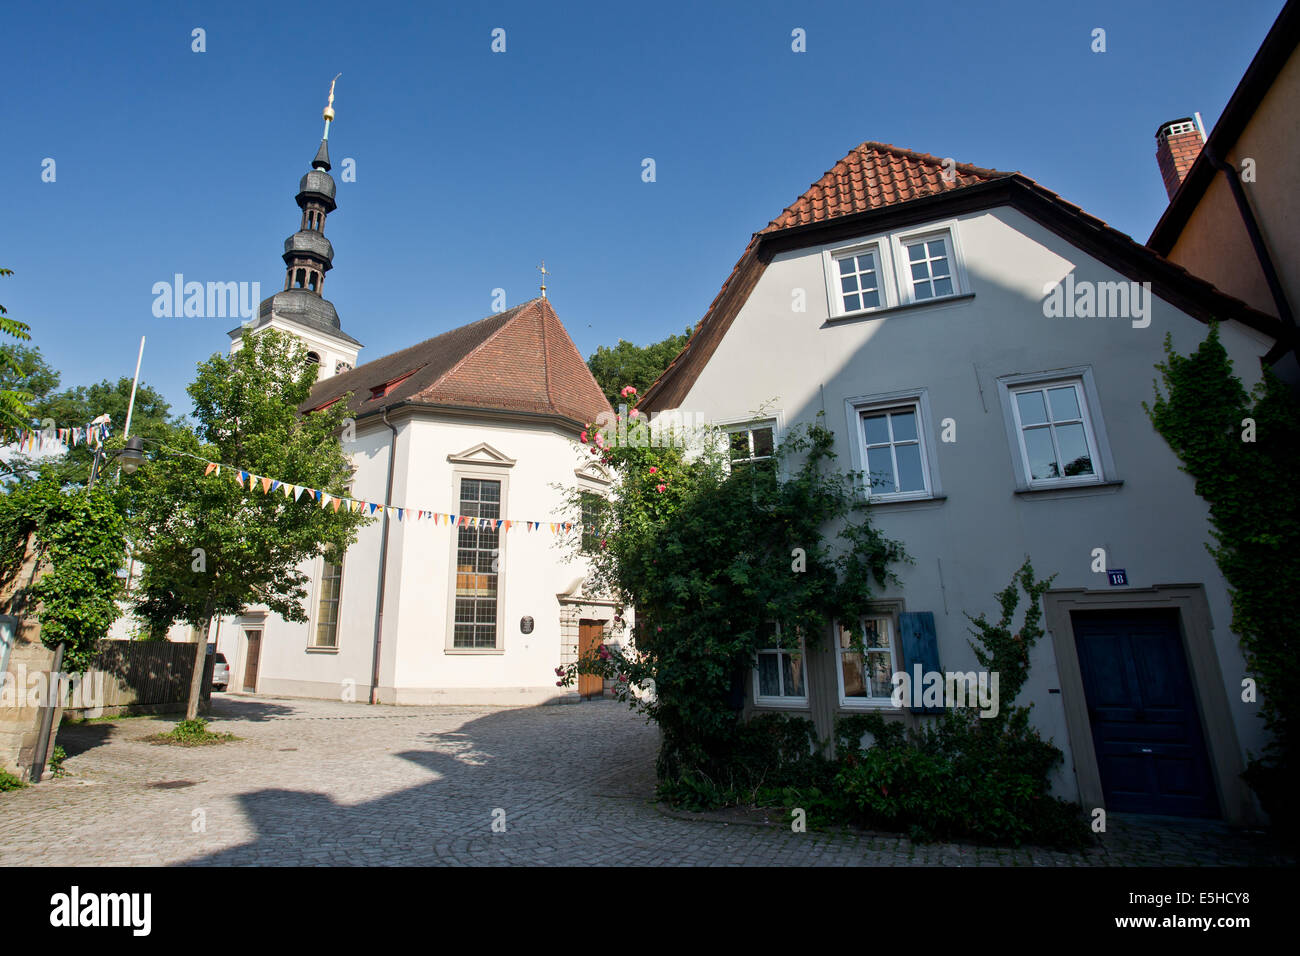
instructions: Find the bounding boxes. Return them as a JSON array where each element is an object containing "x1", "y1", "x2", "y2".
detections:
[
  {"x1": 629, "y1": 408, "x2": 640, "y2": 419},
  {"x1": 649, "y1": 466, "x2": 657, "y2": 474},
  {"x1": 656, "y1": 483, "x2": 666, "y2": 493},
  {"x1": 620, "y1": 385, "x2": 637, "y2": 398},
  {"x1": 580, "y1": 430, "x2": 588, "y2": 443}
]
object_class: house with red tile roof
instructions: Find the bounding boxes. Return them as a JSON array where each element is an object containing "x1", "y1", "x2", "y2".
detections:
[
  {"x1": 639, "y1": 140, "x2": 1286, "y2": 825},
  {"x1": 215, "y1": 122, "x2": 621, "y2": 706}
]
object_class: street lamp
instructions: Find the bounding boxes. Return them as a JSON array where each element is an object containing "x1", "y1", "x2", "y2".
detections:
[{"x1": 87, "y1": 434, "x2": 144, "y2": 488}]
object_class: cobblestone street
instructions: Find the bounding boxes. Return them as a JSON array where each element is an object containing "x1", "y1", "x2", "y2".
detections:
[{"x1": 0, "y1": 696, "x2": 1290, "y2": 867}]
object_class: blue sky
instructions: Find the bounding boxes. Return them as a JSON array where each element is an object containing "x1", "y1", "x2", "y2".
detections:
[{"x1": 0, "y1": 0, "x2": 1284, "y2": 416}]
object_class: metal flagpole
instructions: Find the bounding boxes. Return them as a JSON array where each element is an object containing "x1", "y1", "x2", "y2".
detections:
[
  {"x1": 116, "y1": 336, "x2": 145, "y2": 486},
  {"x1": 122, "y1": 335, "x2": 145, "y2": 440}
]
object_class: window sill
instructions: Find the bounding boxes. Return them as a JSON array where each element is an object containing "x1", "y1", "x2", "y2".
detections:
[
  {"x1": 825, "y1": 292, "x2": 974, "y2": 326},
  {"x1": 864, "y1": 494, "x2": 947, "y2": 510},
  {"x1": 753, "y1": 699, "x2": 811, "y2": 711},
  {"x1": 1014, "y1": 479, "x2": 1123, "y2": 500},
  {"x1": 445, "y1": 648, "x2": 505, "y2": 655},
  {"x1": 838, "y1": 700, "x2": 901, "y2": 711},
  {"x1": 305, "y1": 646, "x2": 339, "y2": 654}
]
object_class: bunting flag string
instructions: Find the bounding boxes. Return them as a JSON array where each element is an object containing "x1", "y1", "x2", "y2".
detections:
[
  {"x1": 0, "y1": 422, "x2": 112, "y2": 453},
  {"x1": 196, "y1": 454, "x2": 582, "y2": 536}
]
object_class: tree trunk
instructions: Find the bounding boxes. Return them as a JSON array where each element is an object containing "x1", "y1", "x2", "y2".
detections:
[{"x1": 184, "y1": 617, "x2": 212, "y2": 721}]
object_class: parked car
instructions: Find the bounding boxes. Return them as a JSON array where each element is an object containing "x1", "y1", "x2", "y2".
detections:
[{"x1": 208, "y1": 646, "x2": 230, "y2": 692}]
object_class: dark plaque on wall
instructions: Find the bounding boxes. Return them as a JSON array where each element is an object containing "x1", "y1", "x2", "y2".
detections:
[{"x1": 520, "y1": 616, "x2": 534, "y2": 634}]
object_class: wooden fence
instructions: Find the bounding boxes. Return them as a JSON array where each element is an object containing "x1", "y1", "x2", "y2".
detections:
[{"x1": 62, "y1": 640, "x2": 214, "y2": 718}]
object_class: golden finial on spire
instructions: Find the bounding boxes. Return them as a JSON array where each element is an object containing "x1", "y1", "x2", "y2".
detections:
[
  {"x1": 538, "y1": 260, "x2": 550, "y2": 299},
  {"x1": 322, "y1": 73, "x2": 341, "y2": 140}
]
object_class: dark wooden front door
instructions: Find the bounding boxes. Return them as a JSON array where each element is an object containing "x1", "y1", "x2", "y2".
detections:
[
  {"x1": 578, "y1": 621, "x2": 604, "y2": 699},
  {"x1": 242, "y1": 630, "x2": 262, "y2": 694},
  {"x1": 1072, "y1": 609, "x2": 1218, "y2": 818}
]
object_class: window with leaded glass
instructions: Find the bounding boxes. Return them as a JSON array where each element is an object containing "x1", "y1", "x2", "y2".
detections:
[
  {"x1": 580, "y1": 491, "x2": 607, "y2": 553},
  {"x1": 313, "y1": 549, "x2": 343, "y2": 648},
  {"x1": 453, "y1": 478, "x2": 501, "y2": 649}
]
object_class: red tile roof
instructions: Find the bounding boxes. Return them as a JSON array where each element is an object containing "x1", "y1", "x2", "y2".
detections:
[
  {"x1": 305, "y1": 297, "x2": 611, "y2": 428},
  {"x1": 639, "y1": 141, "x2": 1285, "y2": 412},
  {"x1": 760, "y1": 142, "x2": 1011, "y2": 233}
]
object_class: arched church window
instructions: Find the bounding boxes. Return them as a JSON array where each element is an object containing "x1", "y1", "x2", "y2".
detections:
[{"x1": 306, "y1": 351, "x2": 320, "y2": 364}]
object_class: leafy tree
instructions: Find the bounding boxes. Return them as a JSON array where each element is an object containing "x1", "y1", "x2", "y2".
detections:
[
  {"x1": 0, "y1": 470, "x2": 126, "y2": 672},
  {"x1": 559, "y1": 407, "x2": 908, "y2": 795},
  {"x1": 0, "y1": 268, "x2": 35, "y2": 432},
  {"x1": 126, "y1": 329, "x2": 371, "y2": 718},
  {"x1": 22, "y1": 378, "x2": 182, "y2": 485},
  {"x1": 0, "y1": 344, "x2": 59, "y2": 406},
  {"x1": 1145, "y1": 325, "x2": 1300, "y2": 840},
  {"x1": 586, "y1": 328, "x2": 692, "y2": 407}
]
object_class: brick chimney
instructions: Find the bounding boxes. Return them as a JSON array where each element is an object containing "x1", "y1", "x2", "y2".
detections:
[{"x1": 1155, "y1": 117, "x2": 1204, "y2": 200}]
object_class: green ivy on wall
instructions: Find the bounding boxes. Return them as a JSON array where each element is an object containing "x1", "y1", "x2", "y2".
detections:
[
  {"x1": 1145, "y1": 325, "x2": 1300, "y2": 839},
  {"x1": 0, "y1": 471, "x2": 126, "y2": 673}
]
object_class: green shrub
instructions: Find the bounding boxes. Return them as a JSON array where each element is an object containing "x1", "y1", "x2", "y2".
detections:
[
  {"x1": 48, "y1": 744, "x2": 68, "y2": 777},
  {"x1": 0, "y1": 768, "x2": 26, "y2": 792},
  {"x1": 151, "y1": 717, "x2": 237, "y2": 746},
  {"x1": 833, "y1": 710, "x2": 1089, "y2": 848}
]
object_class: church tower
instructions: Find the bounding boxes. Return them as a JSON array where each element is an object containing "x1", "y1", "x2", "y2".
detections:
[{"x1": 230, "y1": 76, "x2": 362, "y2": 379}]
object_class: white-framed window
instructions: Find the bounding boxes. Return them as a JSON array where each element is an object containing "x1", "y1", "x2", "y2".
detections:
[
  {"x1": 1009, "y1": 380, "x2": 1102, "y2": 487},
  {"x1": 823, "y1": 238, "x2": 895, "y2": 318},
  {"x1": 890, "y1": 223, "x2": 967, "y2": 305},
  {"x1": 753, "y1": 622, "x2": 807, "y2": 706},
  {"x1": 836, "y1": 614, "x2": 897, "y2": 708},
  {"x1": 861, "y1": 404, "x2": 930, "y2": 499},
  {"x1": 833, "y1": 245, "x2": 888, "y2": 314},
  {"x1": 312, "y1": 549, "x2": 343, "y2": 648},
  {"x1": 726, "y1": 421, "x2": 775, "y2": 470},
  {"x1": 453, "y1": 477, "x2": 502, "y2": 649},
  {"x1": 846, "y1": 389, "x2": 941, "y2": 502}
]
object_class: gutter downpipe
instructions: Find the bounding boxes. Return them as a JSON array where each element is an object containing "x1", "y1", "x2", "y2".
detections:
[
  {"x1": 1204, "y1": 147, "x2": 1296, "y2": 336},
  {"x1": 369, "y1": 405, "x2": 401, "y2": 705}
]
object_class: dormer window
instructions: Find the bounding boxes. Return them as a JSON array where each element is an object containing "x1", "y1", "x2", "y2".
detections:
[{"x1": 369, "y1": 368, "x2": 418, "y2": 400}]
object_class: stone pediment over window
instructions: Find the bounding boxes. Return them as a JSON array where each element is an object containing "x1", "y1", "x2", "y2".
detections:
[
  {"x1": 557, "y1": 573, "x2": 618, "y2": 607},
  {"x1": 447, "y1": 442, "x2": 516, "y2": 468},
  {"x1": 573, "y1": 461, "x2": 613, "y2": 486}
]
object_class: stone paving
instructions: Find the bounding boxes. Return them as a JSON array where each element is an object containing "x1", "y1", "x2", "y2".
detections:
[{"x1": 0, "y1": 696, "x2": 1292, "y2": 866}]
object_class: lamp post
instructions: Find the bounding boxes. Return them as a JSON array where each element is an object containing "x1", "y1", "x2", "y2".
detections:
[{"x1": 87, "y1": 435, "x2": 144, "y2": 489}]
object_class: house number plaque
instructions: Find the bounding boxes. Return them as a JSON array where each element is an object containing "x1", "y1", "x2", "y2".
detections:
[{"x1": 520, "y1": 616, "x2": 534, "y2": 634}]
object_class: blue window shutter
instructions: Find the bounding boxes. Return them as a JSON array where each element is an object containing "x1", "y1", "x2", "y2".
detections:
[{"x1": 898, "y1": 611, "x2": 941, "y2": 714}]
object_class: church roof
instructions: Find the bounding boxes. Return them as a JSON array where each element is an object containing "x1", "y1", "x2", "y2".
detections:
[{"x1": 304, "y1": 297, "x2": 611, "y2": 427}]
